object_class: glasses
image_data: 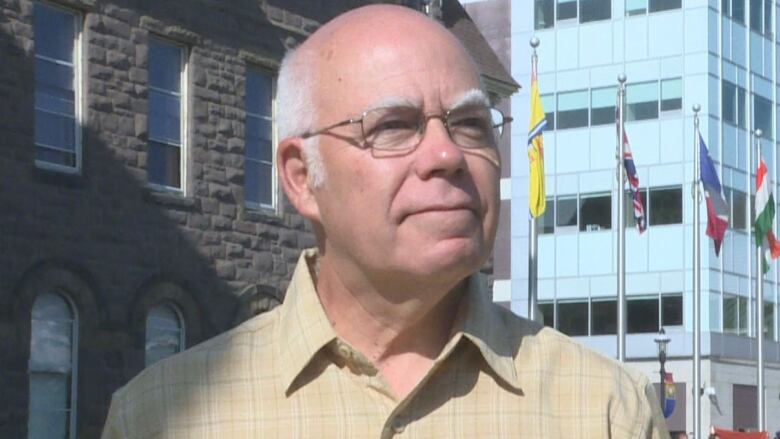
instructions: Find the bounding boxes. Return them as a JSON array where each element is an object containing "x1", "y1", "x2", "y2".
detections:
[{"x1": 300, "y1": 104, "x2": 513, "y2": 153}]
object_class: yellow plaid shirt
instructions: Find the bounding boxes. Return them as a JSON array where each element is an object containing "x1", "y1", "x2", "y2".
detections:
[{"x1": 102, "y1": 249, "x2": 669, "y2": 439}]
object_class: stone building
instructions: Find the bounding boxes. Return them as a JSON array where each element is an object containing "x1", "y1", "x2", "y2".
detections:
[{"x1": 0, "y1": 0, "x2": 516, "y2": 437}]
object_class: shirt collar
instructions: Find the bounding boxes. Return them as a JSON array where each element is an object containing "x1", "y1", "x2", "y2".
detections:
[
  {"x1": 275, "y1": 249, "x2": 521, "y2": 394},
  {"x1": 451, "y1": 274, "x2": 522, "y2": 391},
  {"x1": 276, "y1": 249, "x2": 338, "y2": 394}
]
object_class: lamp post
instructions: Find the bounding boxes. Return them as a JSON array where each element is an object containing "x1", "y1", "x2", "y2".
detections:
[{"x1": 654, "y1": 327, "x2": 671, "y2": 405}]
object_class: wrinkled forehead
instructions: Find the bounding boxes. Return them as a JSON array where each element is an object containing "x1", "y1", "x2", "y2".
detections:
[{"x1": 301, "y1": 8, "x2": 482, "y2": 116}]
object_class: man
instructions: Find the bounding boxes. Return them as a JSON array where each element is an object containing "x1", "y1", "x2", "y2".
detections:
[{"x1": 102, "y1": 5, "x2": 669, "y2": 438}]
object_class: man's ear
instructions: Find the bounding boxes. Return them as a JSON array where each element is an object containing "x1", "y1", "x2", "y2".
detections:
[{"x1": 277, "y1": 137, "x2": 321, "y2": 221}]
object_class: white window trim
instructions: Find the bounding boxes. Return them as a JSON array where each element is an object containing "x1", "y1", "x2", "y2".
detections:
[
  {"x1": 146, "y1": 37, "x2": 188, "y2": 195},
  {"x1": 244, "y1": 69, "x2": 278, "y2": 212},
  {"x1": 28, "y1": 292, "x2": 79, "y2": 439},
  {"x1": 33, "y1": 2, "x2": 83, "y2": 175}
]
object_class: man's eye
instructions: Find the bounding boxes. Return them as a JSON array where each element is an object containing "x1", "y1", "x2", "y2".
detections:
[
  {"x1": 451, "y1": 116, "x2": 490, "y2": 132},
  {"x1": 369, "y1": 119, "x2": 416, "y2": 135}
]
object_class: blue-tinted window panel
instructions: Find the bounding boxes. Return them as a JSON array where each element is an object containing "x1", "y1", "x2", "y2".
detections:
[
  {"x1": 626, "y1": 0, "x2": 647, "y2": 15},
  {"x1": 35, "y1": 58, "x2": 74, "y2": 94},
  {"x1": 35, "y1": 111, "x2": 75, "y2": 151},
  {"x1": 246, "y1": 72, "x2": 273, "y2": 116},
  {"x1": 246, "y1": 137, "x2": 273, "y2": 163},
  {"x1": 535, "y1": 0, "x2": 554, "y2": 29},
  {"x1": 28, "y1": 372, "x2": 70, "y2": 439},
  {"x1": 591, "y1": 86, "x2": 616, "y2": 125},
  {"x1": 627, "y1": 298, "x2": 659, "y2": 333},
  {"x1": 754, "y1": 95, "x2": 772, "y2": 139},
  {"x1": 34, "y1": 4, "x2": 75, "y2": 61},
  {"x1": 148, "y1": 141, "x2": 181, "y2": 188},
  {"x1": 149, "y1": 40, "x2": 182, "y2": 92},
  {"x1": 660, "y1": 78, "x2": 682, "y2": 112},
  {"x1": 580, "y1": 0, "x2": 610, "y2": 23},
  {"x1": 246, "y1": 117, "x2": 273, "y2": 159},
  {"x1": 557, "y1": 0, "x2": 577, "y2": 20},
  {"x1": 36, "y1": 146, "x2": 76, "y2": 167},
  {"x1": 649, "y1": 0, "x2": 680, "y2": 12},
  {"x1": 626, "y1": 82, "x2": 659, "y2": 121},
  {"x1": 541, "y1": 94, "x2": 555, "y2": 130},
  {"x1": 245, "y1": 160, "x2": 273, "y2": 206},
  {"x1": 148, "y1": 90, "x2": 181, "y2": 144}
]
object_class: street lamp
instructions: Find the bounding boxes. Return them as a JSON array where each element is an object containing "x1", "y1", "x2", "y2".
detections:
[{"x1": 654, "y1": 327, "x2": 671, "y2": 405}]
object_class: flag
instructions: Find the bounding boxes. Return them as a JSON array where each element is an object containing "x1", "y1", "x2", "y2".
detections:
[
  {"x1": 617, "y1": 110, "x2": 646, "y2": 233},
  {"x1": 699, "y1": 133, "x2": 729, "y2": 256},
  {"x1": 754, "y1": 158, "x2": 780, "y2": 273},
  {"x1": 662, "y1": 372, "x2": 676, "y2": 418},
  {"x1": 527, "y1": 62, "x2": 546, "y2": 218}
]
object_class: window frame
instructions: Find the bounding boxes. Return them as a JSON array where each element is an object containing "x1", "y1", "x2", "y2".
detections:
[
  {"x1": 27, "y1": 292, "x2": 79, "y2": 439},
  {"x1": 33, "y1": 2, "x2": 84, "y2": 174},
  {"x1": 146, "y1": 36, "x2": 188, "y2": 194},
  {"x1": 244, "y1": 67, "x2": 278, "y2": 211}
]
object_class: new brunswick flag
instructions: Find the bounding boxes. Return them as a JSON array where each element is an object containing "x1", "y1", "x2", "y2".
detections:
[{"x1": 528, "y1": 64, "x2": 546, "y2": 218}]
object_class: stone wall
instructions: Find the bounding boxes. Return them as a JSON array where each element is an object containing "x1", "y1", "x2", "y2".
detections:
[{"x1": 0, "y1": 1, "x2": 329, "y2": 436}]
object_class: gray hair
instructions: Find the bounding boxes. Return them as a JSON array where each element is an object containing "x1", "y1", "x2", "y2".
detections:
[{"x1": 276, "y1": 48, "x2": 326, "y2": 187}]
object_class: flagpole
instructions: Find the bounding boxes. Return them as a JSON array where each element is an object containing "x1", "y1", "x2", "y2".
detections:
[
  {"x1": 692, "y1": 104, "x2": 702, "y2": 439},
  {"x1": 528, "y1": 37, "x2": 540, "y2": 323},
  {"x1": 617, "y1": 74, "x2": 627, "y2": 363},
  {"x1": 755, "y1": 128, "x2": 766, "y2": 432}
]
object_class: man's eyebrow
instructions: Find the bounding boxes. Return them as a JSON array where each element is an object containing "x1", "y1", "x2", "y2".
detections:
[
  {"x1": 365, "y1": 95, "x2": 422, "y2": 112},
  {"x1": 448, "y1": 88, "x2": 490, "y2": 110}
]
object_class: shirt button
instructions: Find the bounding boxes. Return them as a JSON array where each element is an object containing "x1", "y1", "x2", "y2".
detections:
[
  {"x1": 336, "y1": 342, "x2": 352, "y2": 360},
  {"x1": 391, "y1": 418, "x2": 406, "y2": 434}
]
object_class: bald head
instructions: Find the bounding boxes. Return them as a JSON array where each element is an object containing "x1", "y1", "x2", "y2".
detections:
[{"x1": 276, "y1": 5, "x2": 482, "y2": 186}]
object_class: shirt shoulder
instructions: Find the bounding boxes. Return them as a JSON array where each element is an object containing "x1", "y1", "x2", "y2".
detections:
[
  {"x1": 103, "y1": 309, "x2": 282, "y2": 438},
  {"x1": 493, "y1": 306, "x2": 669, "y2": 438}
]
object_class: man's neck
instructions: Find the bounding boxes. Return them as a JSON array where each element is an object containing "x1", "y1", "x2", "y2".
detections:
[{"x1": 315, "y1": 255, "x2": 467, "y2": 400}]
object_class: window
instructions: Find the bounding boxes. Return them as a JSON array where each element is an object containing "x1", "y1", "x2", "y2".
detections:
[
  {"x1": 579, "y1": 193, "x2": 611, "y2": 231},
  {"x1": 541, "y1": 94, "x2": 555, "y2": 131},
  {"x1": 726, "y1": 188, "x2": 748, "y2": 230},
  {"x1": 626, "y1": 0, "x2": 647, "y2": 15},
  {"x1": 661, "y1": 294, "x2": 683, "y2": 326},
  {"x1": 558, "y1": 301, "x2": 589, "y2": 336},
  {"x1": 591, "y1": 86, "x2": 616, "y2": 125},
  {"x1": 723, "y1": 0, "x2": 746, "y2": 23},
  {"x1": 649, "y1": 187, "x2": 682, "y2": 225},
  {"x1": 557, "y1": 90, "x2": 588, "y2": 129},
  {"x1": 591, "y1": 299, "x2": 617, "y2": 335},
  {"x1": 723, "y1": 294, "x2": 748, "y2": 336},
  {"x1": 749, "y1": 0, "x2": 772, "y2": 35},
  {"x1": 556, "y1": 196, "x2": 578, "y2": 228},
  {"x1": 145, "y1": 303, "x2": 185, "y2": 367},
  {"x1": 33, "y1": 3, "x2": 81, "y2": 171},
  {"x1": 580, "y1": 0, "x2": 611, "y2": 23},
  {"x1": 626, "y1": 0, "x2": 681, "y2": 14},
  {"x1": 535, "y1": 0, "x2": 555, "y2": 29},
  {"x1": 722, "y1": 81, "x2": 747, "y2": 128},
  {"x1": 541, "y1": 196, "x2": 555, "y2": 234},
  {"x1": 537, "y1": 0, "x2": 611, "y2": 26},
  {"x1": 28, "y1": 293, "x2": 77, "y2": 439},
  {"x1": 660, "y1": 78, "x2": 682, "y2": 112},
  {"x1": 626, "y1": 81, "x2": 658, "y2": 121},
  {"x1": 557, "y1": 0, "x2": 577, "y2": 20},
  {"x1": 627, "y1": 297, "x2": 659, "y2": 333},
  {"x1": 764, "y1": 302, "x2": 775, "y2": 339},
  {"x1": 754, "y1": 94, "x2": 773, "y2": 139},
  {"x1": 539, "y1": 301, "x2": 555, "y2": 327},
  {"x1": 244, "y1": 70, "x2": 275, "y2": 208},
  {"x1": 148, "y1": 38, "x2": 186, "y2": 190}
]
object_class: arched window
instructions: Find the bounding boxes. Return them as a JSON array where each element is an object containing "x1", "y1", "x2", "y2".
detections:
[
  {"x1": 145, "y1": 303, "x2": 185, "y2": 367},
  {"x1": 28, "y1": 293, "x2": 78, "y2": 439}
]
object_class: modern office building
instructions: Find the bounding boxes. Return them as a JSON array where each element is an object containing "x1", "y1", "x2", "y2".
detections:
[{"x1": 494, "y1": 0, "x2": 780, "y2": 434}]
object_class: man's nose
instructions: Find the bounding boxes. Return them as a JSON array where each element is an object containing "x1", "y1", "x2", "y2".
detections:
[{"x1": 413, "y1": 118, "x2": 467, "y2": 179}]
